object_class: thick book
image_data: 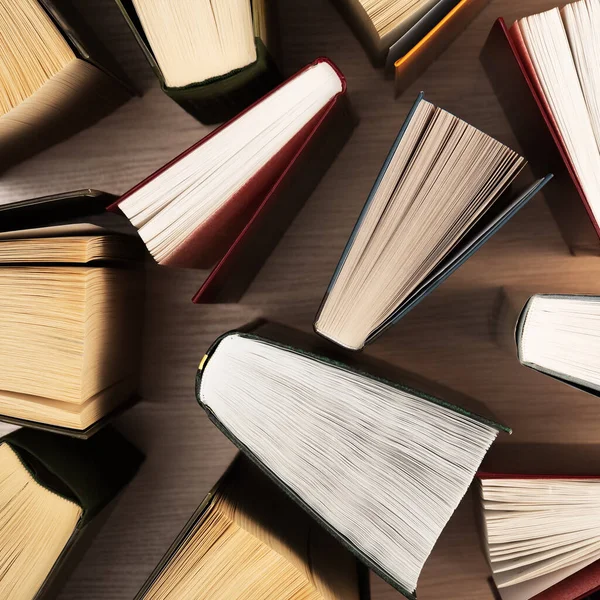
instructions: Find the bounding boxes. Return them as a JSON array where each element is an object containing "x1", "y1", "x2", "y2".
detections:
[
  {"x1": 0, "y1": 0, "x2": 133, "y2": 171},
  {"x1": 481, "y1": 7, "x2": 600, "y2": 255},
  {"x1": 115, "y1": 0, "x2": 281, "y2": 124},
  {"x1": 313, "y1": 92, "x2": 551, "y2": 350},
  {"x1": 135, "y1": 454, "x2": 370, "y2": 600},
  {"x1": 195, "y1": 321, "x2": 510, "y2": 600},
  {"x1": 0, "y1": 191, "x2": 144, "y2": 436},
  {"x1": 111, "y1": 59, "x2": 355, "y2": 303},
  {"x1": 390, "y1": 0, "x2": 489, "y2": 94},
  {"x1": 515, "y1": 294, "x2": 600, "y2": 398},
  {"x1": 0, "y1": 426, "x2": 143, "y2": 600},
  {"x1": 477, "y1": 473, "x2": 600, "y2": 600}
]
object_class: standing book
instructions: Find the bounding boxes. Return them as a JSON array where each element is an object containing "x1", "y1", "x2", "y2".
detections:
[
  {"x1": 196, "y1": 321, "x2": 509, "y2": 599},
  {"x1": 0, "y1": 0, "x2": 133, "y2": 170},
  {"x1": 0, "y1": 190, "x2": 143, "y2": 436},
  {"x1": 135, "y1": 455, "x2": 369, "y2": 600},
  {"x1": 516, "y1": 294, "x2": 600, "y2": 398},
  {"x1": 313, "y1": 92, "x2": 551, "y2": 350},
  {"x1": 115, "y1": 0, "x2": 281, "y2": 124},
  {"x1": 0, "y1": 426, "x2": 143, "y2": 599},
  {"x1": 111, "y1": 58, "x2": 355, "y2": 303},
  {"x1": 478, "y1": 473, "x2": 600, "y2": 600},
  {"x1": 481, "y1": 2, "x2": 600, "y2": 255}
]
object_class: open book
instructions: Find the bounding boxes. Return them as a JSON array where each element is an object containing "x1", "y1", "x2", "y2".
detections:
[
  {"x1": 517, "y1": 294, "x2": 600, "y2": 397},
  {"x1": 478, "y1": 474, "x2": 600, "y2": 600},
  {"x1": 136, "y1": 456, "x2": 365, "y2": 600},
  {"x1": 113, "y1": 59, "x2": 353, "y2": 303},
  {"x1": 314, "y1": 93, "x2": 550, "y2": 350},
  {"x1": 0, "y1": 0, "x2": 131, "y2": 169},
  {"x1": 0, "y1": 426, "x2": 142, "y2": 600},
  {"x1": 196, "y1": 323, "x2": 508, "y2": 599}
]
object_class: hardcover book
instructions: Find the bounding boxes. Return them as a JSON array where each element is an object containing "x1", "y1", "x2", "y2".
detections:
[
  {"x1": 135, "y1": 455, "x2": 370, "y2": 600},
  {"x1": 112, "y1": 59, "x2": 355, "y2": 303},
  {"x1": 390, "y1": 0, "x2": 489, "y2": 94},
  {"x1": 0, "y1": 426, "x2": 143, "y2": 599},
  {"x1": 314, "y1": 92, "x2": 551, "y2": 350},
  {"x1": 115, "y1": 0, "x2": 281, "y2": 124},
  {"x1": 478, "y1": 473, "x2": 600, "y2": 600},
  {"x1": 0, "y1": 0, "x2": 132, "y2": 170},
  {"x1": 481, "y1": 3, "x2": 600, "y2": 255},
  {"x1": 195, "y1": 321, "x2": 509, "y2": 600},
  {"x1": 0, "y1": 190, "x2": 144, "y2": 436},
  {"x1": 516, "y1": 293, "x2": 600, "y2": 398}
]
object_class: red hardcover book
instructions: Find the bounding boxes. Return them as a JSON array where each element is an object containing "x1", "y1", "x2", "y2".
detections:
[
  {"x1": 480, "y1": 18, "x2": 600, "y2": 255},
  {"x1": 477, "y1": 473, "x2": 600, "y2": 600},
  {"x1": 109, "y1": 58, "x2": 355, "y2": 303}
]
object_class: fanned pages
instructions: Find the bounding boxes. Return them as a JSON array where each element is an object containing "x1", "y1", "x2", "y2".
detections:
[
  {"x1": 0, "y1": 427, "x2": 143, "y2": 599},
  {"x1": 0, "y1": 0, "x2": 130, "y2": 168},
  {"x1": 197, "y1": 331, "x2": 506, "y2": 599},
  {"x1": 518, "y1": 294, "x2": 600, "y2": 394},
  {"x1": 116, "y1": 60, "x2": 345, "y2": 267},
  {"x1": 478, "y1": 475, "x2": 600, "y2": 600},
  {"x1": 138, "y1": 457, "x2": 362, "y2": 600},
  {"x1": 130, "y1": 0, "x2": 257, "y2": 87},
  {"x1": 512, "y1": 1, "x2": 600, "y2": 225},
  {"x1": 0, "y1": 442, "x2": 82, "y2": 599},
  {"x1": 315, "y1": 94, "x2": 540, "y2": 350}
]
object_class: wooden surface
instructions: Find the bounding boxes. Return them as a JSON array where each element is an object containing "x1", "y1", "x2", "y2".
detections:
[{"x1": 2, "y1": 0, "x2": 600, "y2": 598}]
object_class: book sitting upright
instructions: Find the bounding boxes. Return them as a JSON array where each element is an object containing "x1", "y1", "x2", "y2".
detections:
[
  {"x1": 0, "y1": 426, "x2": 143, "y2": 600},
  {"x1": 0, "y1": 190, "x2": 143, "y2": 435},
  {"x1": 516, "y1": 294, "x2": 600, "y2": 398},
  {"x1": 113, "y1": 59, "x2": 354, "y2": 303},
  {"x1": 196, "y1": 322, "x2": 509, "y2": 599},
  {"x1": 115, "y1": 0, "x2": 281, "y2": 124},
  {"x1": 314, "y1": 93, "x2": 550, "y2": 350},
  {"x1": 478, "y1": 473, "x2": 600, "y2": 600},
  {"x1": 0, "y1": 0, "x2": 132, "y2": 170},
  {"x1": 135, "y1": 456, "x2": 367, "y2": 600}
]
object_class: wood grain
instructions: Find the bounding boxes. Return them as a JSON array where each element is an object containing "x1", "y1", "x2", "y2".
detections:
[{"x1": 0, "y1": 0, "x2": 596, "y2": 598}]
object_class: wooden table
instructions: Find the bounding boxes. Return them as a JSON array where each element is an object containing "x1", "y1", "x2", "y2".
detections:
[{"x1": 2, "y1": 0, "x2": 599, "y2": 598}]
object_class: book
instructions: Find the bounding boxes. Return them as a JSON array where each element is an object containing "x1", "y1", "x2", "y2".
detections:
[
  {"x1": 391, "y1": 0, "x2": 489, "y2": 94},
  {"x1": 135, "y1": 455, "x2": 369, "y2": 600},
  {"x1": 196, "y1": 321, "x2": 509, "y2": 600},
  {"x1": 115, "y1": 0, "x2": 281, "y2": 124},
  {"x1": 112, "y1": 59, "x2": 355, "y2": 303},
  {"x1": 0, "y1": 426, "x2": 143, "y2": 600},
  {"x1": 0, "y1": 193, "x2": 144, "y2": 435},
  {"x1": 0, "y1": 0, "x2": 132, "y2": 170},
  {"x1": 481, "y1": 5, "x2": 600, "y2": 255},
  {"x1": 516, "y1": 294, "x2": 600, "y2": 398},
  {"x1": 313, "y1": 92, "x2": 551, "y2": 350},
  {"x1": 478, "y1": 473, "x2": 600, "y2": 600}
]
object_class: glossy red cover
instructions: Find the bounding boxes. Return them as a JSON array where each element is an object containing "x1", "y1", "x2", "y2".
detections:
[
  {"x1": 481, "y1": 18, "x2": 600, "y2": 254},
  {"x1": 478, "y1": 473, "x2": 600, "y2": 600},
  {"x1": 110, "y1": 58, "x2": 353, "y2": 301}
]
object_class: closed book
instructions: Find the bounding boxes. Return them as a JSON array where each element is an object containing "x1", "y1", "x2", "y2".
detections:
[
  {"x1": 314, "y1": 92, "x2": 551, "y2": 350},
  {"x1": 392, "y1": 0, "x2": 489, "y2": 94},
  {"x1": 111, "y1": 58, "x2": 355, "y2": 303},
  {"x1": 515, "y1": 294, "x2": 600, "y2": 398},
  {"x1": 196, "y1": 321, "x2": 509, "y2": 599},
  {"x1": 114, "y1": 0, "x2": 281, "y2": 124},
  {"x1": 477, "y1": 473, "x2": 600, "y2": 600},
  {"x1": 0, "y1": 190, "x2": 144, "y2": 436},
  {"x1": 0, "y1": 0, "x2": 133, "y2": 171},
  {"x1": 135, "y1": 454, "x2": 370, "y2": 600},
  {"x1": 481, "y1": 14, "x2": 600, "y2": 256},
  {"x1": 0, "y1": 426, "x2": 143, "y2": 599}
]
